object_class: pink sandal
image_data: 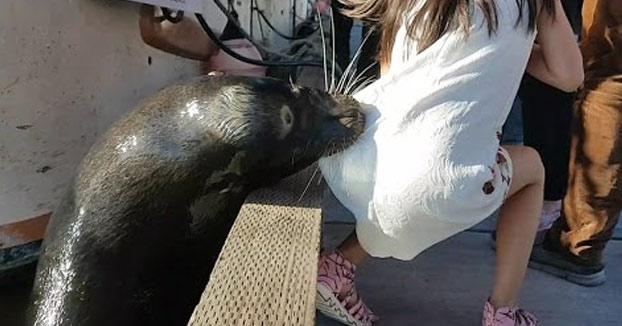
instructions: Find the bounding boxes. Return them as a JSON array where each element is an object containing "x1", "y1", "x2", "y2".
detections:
[
  {"x1": 482, "y1": 301, "x2": 539, "y2": 326},
  {"x1": 316, "y1": 250, "x2": 379, "y2": 326}
]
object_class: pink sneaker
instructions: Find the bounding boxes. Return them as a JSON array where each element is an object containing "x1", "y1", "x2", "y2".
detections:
[
  {"x1": 316, "y1": 250, "x2": 378, "y2": 326},
  {"x1": 482, "y1": 301, "x2": 539, "y2": 326}
]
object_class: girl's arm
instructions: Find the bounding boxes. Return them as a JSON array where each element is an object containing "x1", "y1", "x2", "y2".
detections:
[
  {"x1": 526, "y1": 0, "x2": 584, "y2": 92},
  {"x1": 139, "y1": 5, "x2": 219, "y2": 61}
]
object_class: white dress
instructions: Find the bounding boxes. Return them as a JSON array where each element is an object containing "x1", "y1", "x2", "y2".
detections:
[{"x1": 319, "y1": 0, "x2": 537, "y2": 260}]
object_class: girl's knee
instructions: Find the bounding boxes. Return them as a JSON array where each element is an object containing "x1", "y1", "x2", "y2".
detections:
[
  {"x1": 506, "y1": 145, "x2": 545, "y2": 186},
  {"x1": 521, "y1": 146, "x2": 545, "y2": 184}
]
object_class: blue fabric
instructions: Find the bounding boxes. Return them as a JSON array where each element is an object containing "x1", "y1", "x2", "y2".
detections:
[{"x1": 501, "y1": 96, "x2": 524, "y2": 145}]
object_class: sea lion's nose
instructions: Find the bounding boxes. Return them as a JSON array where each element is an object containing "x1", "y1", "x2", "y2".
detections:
[
  {"x1": 338, "y1": 116, "x2": 358, "y2": 129},
  {"x1": 338, "y1": 109, "x2": 365, "y2": 137}
]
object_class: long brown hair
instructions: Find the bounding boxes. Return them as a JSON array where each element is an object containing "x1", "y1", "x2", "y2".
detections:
[{"x1": 340, "y1": 0, "x2": 555, "y2": 66}]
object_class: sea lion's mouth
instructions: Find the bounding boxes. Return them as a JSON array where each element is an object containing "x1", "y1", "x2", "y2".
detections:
[
  {"x1": 321, "y1": 102, "x2": 365, "y2": 157},
  {"x1": 331, "y1": 94, "x2": 365, "y2": 134},
  {"x1": 340, "y1": 111, "x2": 365, "y2": 136},
  {"x1": 322, "y1": 114, "x2": 364, "y2": 157}
]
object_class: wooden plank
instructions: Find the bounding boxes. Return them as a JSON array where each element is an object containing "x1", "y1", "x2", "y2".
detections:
[{"x1": 187, "y1": 166, "x2": 324, "y2": 326}]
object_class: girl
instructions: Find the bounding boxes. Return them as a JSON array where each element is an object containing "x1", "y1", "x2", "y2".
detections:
[{"x1": 316, "y1": 0, "x2": 583, "y2": 325}]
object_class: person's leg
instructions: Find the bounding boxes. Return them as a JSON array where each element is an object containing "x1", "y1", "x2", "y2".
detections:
[
  {"x1": 557, "y1": 84, "x2": 622, "y2": 264},
  {"x1": 490, "y1": 146, "x2": 543, "y2": 307},
  {"x1": 519, "y1": 74, "x2": 574, "y2": 235},
  {"x1": 517, "y1": 2, "x2": 580, "y2": 231},
  {"x1": 337, "y1": 231, "x2": 370, "y2": 265},
  {"x1": 316, "y1": 230, "x2": 376, "y2": 326},
  {"x1": 518, "y1": 0, "x2": 582, "y2": 232},
  {"x1": 489, "y1": 97, "x2": 524, "y2": 247},
  {"x1": 331, "y1": 1, "x2": 354, "y2": 72},
  {"x1": 482, "y1": 145, "x2": 543, "y2": 326},
  {"x1": 529, "y1": 79, "x2": 622, "y2": 286}
]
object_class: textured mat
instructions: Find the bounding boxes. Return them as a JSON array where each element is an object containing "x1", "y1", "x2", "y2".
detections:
[{"x1": 187, "y1": 165, "x2": 324, "y2": 326}]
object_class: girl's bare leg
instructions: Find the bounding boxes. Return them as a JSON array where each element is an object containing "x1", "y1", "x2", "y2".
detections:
[{"x1": 490, "y1": 145, "x2": 544, "y2": 308}]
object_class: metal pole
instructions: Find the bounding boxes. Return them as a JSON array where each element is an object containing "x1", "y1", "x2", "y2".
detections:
[
  {"x1": 249, "y1": 0, "x2": 254, "y2": 38},
  {"x1": 291, "y1": 0, "x2": 296, "y2": 36}
]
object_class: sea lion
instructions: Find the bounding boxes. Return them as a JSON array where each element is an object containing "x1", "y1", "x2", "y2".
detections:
[{"x1": 26, "y1": 75, "x2": 364, "y2": 326}]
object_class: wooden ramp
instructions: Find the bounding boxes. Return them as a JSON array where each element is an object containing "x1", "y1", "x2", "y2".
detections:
[{"x1": 187, "y1": 165, "x2": 324, "y2": 326}]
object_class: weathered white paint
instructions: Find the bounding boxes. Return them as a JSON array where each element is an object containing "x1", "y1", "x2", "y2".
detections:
[
  {"x1": 0, "y1": 0, "x2": 303, "y2": 225},
  {"x1": 125, "y1": 0, "x2": 204, "y2": 12}
]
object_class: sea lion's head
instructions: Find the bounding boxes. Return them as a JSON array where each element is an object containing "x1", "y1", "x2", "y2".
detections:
[{"x1": 208, "y1": 76, "x2": 365, "y2": 183}]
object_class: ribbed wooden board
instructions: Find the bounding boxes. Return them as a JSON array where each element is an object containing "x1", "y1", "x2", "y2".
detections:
[{"x1": 187, "y1": 165, "x2": 324, "y2": 326}]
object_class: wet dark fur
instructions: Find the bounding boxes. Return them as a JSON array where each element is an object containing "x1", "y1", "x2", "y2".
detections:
[{"x1": 26, "y1": 75, "x2": 364, "y2": 326}]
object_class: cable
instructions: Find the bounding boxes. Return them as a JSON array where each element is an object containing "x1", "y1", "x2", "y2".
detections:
[
  {"x1": 195, "y1": 13, "x2": 324, "y2": 67},
  {"x1": 249, "y1": 0, "x2": 254, "y2": 38},
  {"x1": 253, "y1": 1, "x2": 317, "y2": 40},
  {"x1": 211, "y1": 0, "x2": 303, "y2": 61},
  {"x1": 255, "y1": 1, "x2": 267, "y2": 43}
]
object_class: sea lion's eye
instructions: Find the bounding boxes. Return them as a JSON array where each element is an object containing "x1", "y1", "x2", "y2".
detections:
[
  {"x1": 282, "y1": 107, "x2": 293, "y2": 125},
  {"x1": 278, "y1": 105, "x2": 294, "y2": 139}
]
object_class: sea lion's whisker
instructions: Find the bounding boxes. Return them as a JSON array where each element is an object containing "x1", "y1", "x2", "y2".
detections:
[
  {"x1": 342, "y1": 66, "x2": 360, "y2": 95},
  {"x1": 317, "y1": 11, "x2": 329, "y2": 92},
  {"x1": 350, "y1": 77, "x2": 375, "y2": 96},
  {"x1": 329, "y1": 6, "x2": 337, "y2": 94},
  {"x1": 344, "y1": 63, "x2": 377, "y2": 95},
  {"x1": 336, "y1": 26, "x2": 376, "y2": 94},
  {"x1": 336, "y1": 59, "x2": 356, "y2": 95},
  {"x1": 297, "y1": 163, "x2": 321, "y2": 203}
]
